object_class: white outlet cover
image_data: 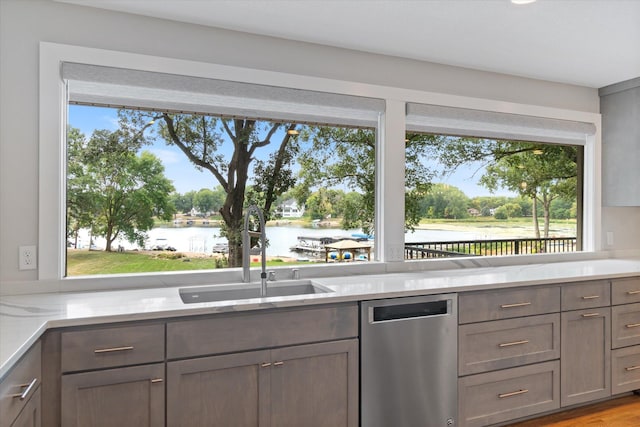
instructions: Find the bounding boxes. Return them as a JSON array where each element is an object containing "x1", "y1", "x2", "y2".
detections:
[{"x1": 19, "y1": 245, "x2": 37, "y2": 270}]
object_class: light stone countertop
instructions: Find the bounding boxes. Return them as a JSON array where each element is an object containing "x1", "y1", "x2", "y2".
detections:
[{"x1": 3, "y1": 258, "x2": 640, "y2": 379}]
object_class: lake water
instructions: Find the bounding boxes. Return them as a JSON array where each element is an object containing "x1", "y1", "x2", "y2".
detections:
[{"x1": 74, "y1": 224, "x2": 480, "y2": 258}]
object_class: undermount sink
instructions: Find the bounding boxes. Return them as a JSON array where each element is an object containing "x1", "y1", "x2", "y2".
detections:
[{"x1": 179, "y1": 280, "x2": 334, "y2": 304}]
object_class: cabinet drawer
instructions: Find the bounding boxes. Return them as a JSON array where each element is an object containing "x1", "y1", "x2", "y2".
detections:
[
  {"x1": 458, "y1": 360, "x2": 560, "y2": 427},
  {"x1": 612, "y1": 277, "x2": 640, "y2": 305},
  {"x1": 0, "y1": 341, "x2": 41, "y2": 427},
  {"x1": 167, "y1": 303, "x2": 358, "y2": 359},
  {"x1": 61, "y1": 323, "x2": 164, "y2": 373},
  {"x1": 459, "y1": 314, "x2": 560, "y2": 376},
  {"x1": 459, "y1": 286, "x2": 560, "y2": 324},
  {"x1": 561, "y1": 280, "x2": 610, "y2": 311},
  {"x1": 612, "y1": 303, "x2": 640, "y2": 349},
  {"x1": 612, "y1": 346, "x2": 640, "y2": 395}
]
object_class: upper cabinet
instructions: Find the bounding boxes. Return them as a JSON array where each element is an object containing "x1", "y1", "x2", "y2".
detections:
[{"x1": 600, "y1": 77, "x2": 640, "y2": 206}]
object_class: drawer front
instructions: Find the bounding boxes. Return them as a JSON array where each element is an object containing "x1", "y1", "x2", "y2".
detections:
[
  {"x1": 561, "y1": 280, "x2": 611, "y2": 311},
  {"x1": 0, "y1": 341, "x2": 41, "y2": 427},
  {"x1": 61, "y1": 323, "x2": 165, "y2": 373},
  {"x1": 459, "y1": 286, "x2": 560, "y2": 324},
  {"x1": 459, "y1": 360, "x2": 560, "y2": 427},
  {"x1": 612, "y1": 346, "x2": 640, "y2": 395},
  {"x1": 612, "y1": 303, "x2": 640, "y2": 349},
  {"x1": 167, "y1": 303, "x2": 358, "y2": 359},
  {"x1": 612, "y1": 277, "x2": 640, "y2": 305},
  {"x1": 459, "y1": 314, "x2": 560, "y2": 376}
]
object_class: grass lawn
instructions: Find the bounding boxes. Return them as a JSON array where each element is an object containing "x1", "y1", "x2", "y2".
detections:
[{"x1": 66, "y1": 250, "x2": 302, "y2": 276}]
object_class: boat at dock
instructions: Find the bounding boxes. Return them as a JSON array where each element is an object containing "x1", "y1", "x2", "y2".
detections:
[{"x1": 290, "y1": 235, "x2": 371, "y2": 255}]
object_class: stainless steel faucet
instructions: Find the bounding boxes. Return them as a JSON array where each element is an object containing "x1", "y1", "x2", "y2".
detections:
[{"x1": 242, "y1": 205, "x2": 268, "y2": 297}]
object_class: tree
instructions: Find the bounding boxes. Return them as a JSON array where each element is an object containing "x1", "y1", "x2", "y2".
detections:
[
  {"x1": 67, "y1": 126, "x2": 98, "y2": 248},
  {"x1": 193, "y1": 188, "x2": 217, "y2": 215},
  {"x1": 169, "y1": 192, "x2": 193, "y2": 215},
  {"x1": 418, "y1": 183, "x2": 470, "y2": 219},
  {"x1": 306, "y1": 188, "x2": 333, "y2": 220},
  {"x1": 480, "y1": 144, "x2": 577, "y2": 237},
  {"x1": 423, "y1": 136, "x2": 578, "y2": 238},
  {"x1": 296, "y1": 128, "x2": 437, "y2": 235},
  {"x1": 121, "y1": 111, "x2": 299, "y2": 267},
  {"x1": 71, "y1": 128, "x2": 175, "y2": 251}
]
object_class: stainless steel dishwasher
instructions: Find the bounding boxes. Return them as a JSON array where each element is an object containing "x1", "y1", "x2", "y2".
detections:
[{"x1": 361, "y1": 293, "x2": 458, "y2": 427}]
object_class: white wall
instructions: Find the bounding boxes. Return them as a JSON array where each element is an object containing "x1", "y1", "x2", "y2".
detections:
[{"x1": 1, "y1": 0, "x2": 628, "y2": 285}]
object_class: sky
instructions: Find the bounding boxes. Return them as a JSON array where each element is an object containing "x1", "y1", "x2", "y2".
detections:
[{"x1": 68, "y1": 104, "x2": 514, "y2": 198}]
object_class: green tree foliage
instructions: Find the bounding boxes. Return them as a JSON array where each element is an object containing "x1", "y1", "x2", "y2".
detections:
[
  {"x1": 297, "y1": 128, "x2": 437, "y2": 234},
  {"x1": 67, "y1": 126, "x2": 98, "y2": 248},
  {"x1": 169, "y1": 192, "x2": 193, "y2": 214},
  {"x1": 193, "y1": 188, "x2": 219, "y2": 215},
  {"x1": 67, "y1": 127, "x2": 175, "y2": 251},
  {"x1": 120, "y1": 110, "x2": 299, "y2": 267},
  {"x1": 423, "y1": 136, "x2": 578, "y2": 238},
  {"x1": 418, "y1": 183, "x2": 470, "y2": 219},
  {"x1": 480, "y1": 144, "x2": 577, "y2": 237},
  {"x1": 494, "y1": 203, "x2": 523, "y2": 220}
]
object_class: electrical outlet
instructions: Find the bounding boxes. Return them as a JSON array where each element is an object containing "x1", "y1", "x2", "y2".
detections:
[{"x1": 19, "y1": 245, "x2": 37, "y2": 270}]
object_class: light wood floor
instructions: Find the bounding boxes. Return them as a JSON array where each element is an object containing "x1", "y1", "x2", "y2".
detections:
[{"x1": 507, "y1": 395, "x2": 640, "y2": 426}]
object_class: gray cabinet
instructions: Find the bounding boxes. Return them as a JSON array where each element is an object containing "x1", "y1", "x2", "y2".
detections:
[
  {"x1": 599, "y1": 77, "x2": 640, "y2": 206},
  {"x1": 59, "y1": 322, "x2": 166, "y2": 427},
  {"x1": 459, "y1": 361, "x2": 560, "y2": 427},
  {"x1": 61, "y1": 363, "x2": 165, "y2": 427},
  {"x1": 611, "y1": 276, "x2": 640, "y2": 395},
  {"x1": 10, "y1": 387, "x2": 41, "y2": 427},
  {"x1": 560, "y1": 307, "x2": 611, "y2": 406},
  {"x1": 457, "y1": 286, "x2": 561, "y2": 427},
  {"x1": 166, "y1": 304, "x2": 359, "y2": 427},
  {"x1": 167, "y1": 340, "x2": 358, "y2": 427},
  {"x1": 0, "y1": 341, "x2": 41, "y2": 427}
]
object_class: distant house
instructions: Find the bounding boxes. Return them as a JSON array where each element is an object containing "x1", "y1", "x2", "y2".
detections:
[
  {"x1": 278, "y1": 199, "x2": 305, "y2": 218},
  {"x1": 467, "y1": 208, "x2": 481, "y2": 217}
]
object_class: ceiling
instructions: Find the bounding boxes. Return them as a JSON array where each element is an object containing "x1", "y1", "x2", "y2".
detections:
[{"x1": 58, "y1": 0, "x2": 640, "y2": 88}]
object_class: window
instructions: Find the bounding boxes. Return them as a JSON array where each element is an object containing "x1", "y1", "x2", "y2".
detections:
[
  {"x1": 404, "y1": 103, "x2": 596, "y2": 260},
  {"x1": 39, "y1": 44, "x2": 601, "y2": 286},
  {"x1": 63, "y1": 64, "x2": 381, "y2": 276}
]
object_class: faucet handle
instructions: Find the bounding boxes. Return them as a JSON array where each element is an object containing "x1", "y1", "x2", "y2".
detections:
[{"x1": 268, "y1": 271, "x2": 276, "y2": 281}]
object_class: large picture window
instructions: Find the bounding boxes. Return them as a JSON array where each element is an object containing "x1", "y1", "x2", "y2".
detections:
[
  {"x1": 64, "y1": 64, "x2": 381, "y2": 277},
  {"x1": 404, "y1": 102, "x2": 595, "y2": 260}
]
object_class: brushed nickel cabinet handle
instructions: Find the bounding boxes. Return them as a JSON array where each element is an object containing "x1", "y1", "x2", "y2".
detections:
[
  {"x1": 581, "y1": 295, "x2": 600, "y2": 300},
  {"x1": 500, "y1": 302, "x2": 531, "y2": 309},
  {"x1": 498, "y1": 389, "x2": 528, "y2": 399},
  {"x1": 627, "y1": 290, "x2": 640, "y2": 295},
  {"x1": 94, "y1": 346, "x2": 134, "y2": 354},
  {"x1": 581, "y1": 312, "x2": 601, "y2": 317},
  {"x1": 273, "y1": 361, "x2": 284, "y2": 367},
  {"x1": 261, "y1": 362, "x2": 272, "y2": 368},
  {"x1": 10, "y1": 378, "x2": 38, "y2": 400},
  {"x1": 625, "y1": 365, "x2": 640, "y2": 371},
  {"x1": 150, "y1": 378, "x2": 164, "y2": 383},
  {"x1": 499, "y1": 340, "x2": 530, "y2": 348},
  {"x1": 626, "y1": 323, "x2": 640, "y2": 329}
]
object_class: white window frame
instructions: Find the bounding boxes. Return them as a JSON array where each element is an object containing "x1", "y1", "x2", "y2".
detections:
[{"x1": 39, "y1": 42, "x2": 601, "y2": 291}]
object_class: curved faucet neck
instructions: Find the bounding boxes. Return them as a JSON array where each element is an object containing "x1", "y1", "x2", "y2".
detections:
[{"x1": 242, "y1": 206, "x2": 267, "y2": 290}]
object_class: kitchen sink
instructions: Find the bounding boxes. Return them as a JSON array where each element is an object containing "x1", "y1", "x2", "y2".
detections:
[{"x1": 179, "y1": 280, "x2": 333, "y2": 304}]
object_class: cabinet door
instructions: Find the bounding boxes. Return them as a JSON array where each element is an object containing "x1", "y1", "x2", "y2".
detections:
[
  {"x1": 167, "y1": 350, "x2": 270, "y2": 427},
  {"x1": 10, "y1": 387, "x2": 40, "y2": 427},
  {"x1": 561, "y1": 308, "x2": 611, "y2": 407},
  {"x1": 61, "y1": 363, "x2": 164, "y2": 427},
  {"x1": 270, "y1": 340, "x2": 358, "y2": 427}
]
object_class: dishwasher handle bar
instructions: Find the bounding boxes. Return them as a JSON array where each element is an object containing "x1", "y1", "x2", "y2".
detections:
[{"x1": 368, "y1": 299, "x2": 451, "y2": 323}]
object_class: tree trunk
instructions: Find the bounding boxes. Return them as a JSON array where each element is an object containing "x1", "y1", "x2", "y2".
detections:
[
  {"x1": 532, "y1": 194, "x2": 540, "y2": 239},
  {"x1": 543, "y1": 197, "x2": 551, "y2": 238}
]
